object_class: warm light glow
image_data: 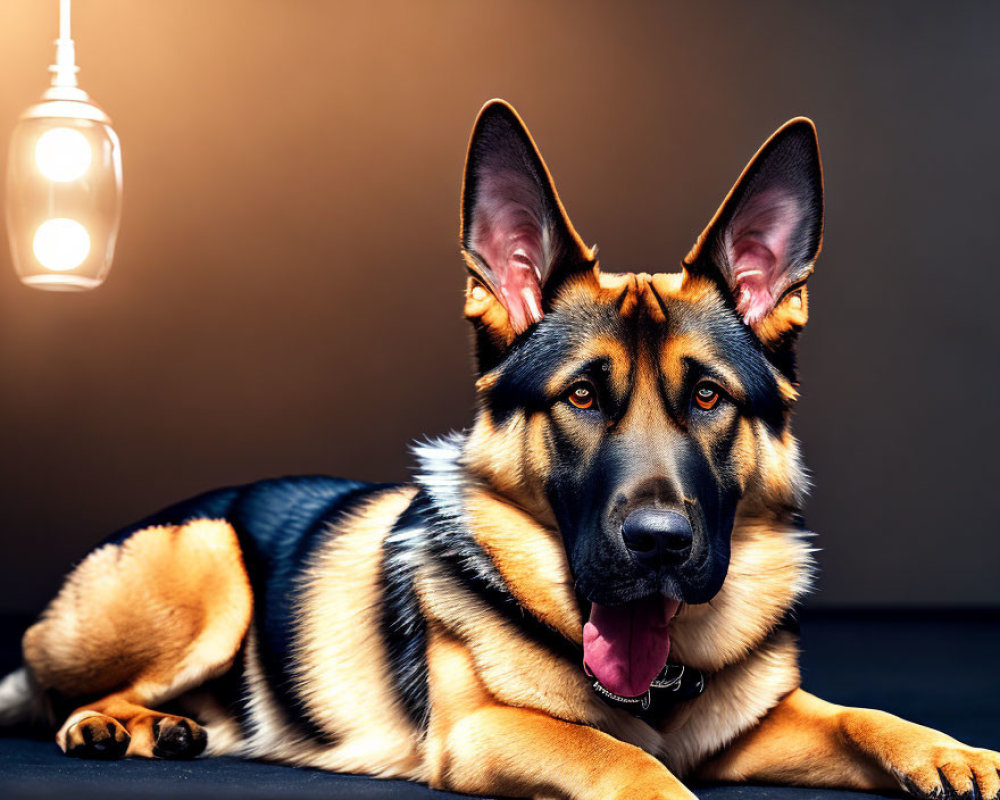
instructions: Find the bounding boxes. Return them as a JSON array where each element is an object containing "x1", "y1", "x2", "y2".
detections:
[
  {"x1": 34, "y1": 126, "x2": 91, "y2": 182},
  {"x1": 32, "y1": 218, "x2": 91, "y2": 271}
]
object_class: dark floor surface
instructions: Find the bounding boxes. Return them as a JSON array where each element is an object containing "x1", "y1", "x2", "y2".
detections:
[{"x1": 1, "y1": 612, "x2": 997, "y2": 800}]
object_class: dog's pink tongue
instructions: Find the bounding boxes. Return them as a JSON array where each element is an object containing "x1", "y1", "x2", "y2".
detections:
[{"x1": 583, "y1": 597, "x2": 680, "y2": 698}]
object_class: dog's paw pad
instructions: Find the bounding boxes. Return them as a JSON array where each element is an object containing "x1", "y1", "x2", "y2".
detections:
[
  {"x1": 65, "y1": 715, "x2": 130, "y2": 760},
  {"x1": 152, "y1": 716, "x2": 207, "y2": 759}
]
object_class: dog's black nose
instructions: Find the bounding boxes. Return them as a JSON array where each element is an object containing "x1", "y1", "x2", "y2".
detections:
[{"x1": 622, "y1": 508, "x2": 693, "y2": 570}]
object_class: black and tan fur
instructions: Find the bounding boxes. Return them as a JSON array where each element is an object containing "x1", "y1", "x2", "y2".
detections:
[{"x1": 2, "y1": 100, "x2": 997, "y2": 800}]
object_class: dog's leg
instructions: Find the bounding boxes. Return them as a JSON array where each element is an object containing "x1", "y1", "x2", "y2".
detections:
[
  {"x1": 433, "y1": 703, "x2": 695, "y2": 800},
  {"x1": 22, "y1": 520, "x2": 252, "y2": 760},
  {"x1": 698, "y1": 688, "x2": 1000, "y2": 799},
  {"x1": 59, "y1": 692, "x2": 206, "y2": 759}
]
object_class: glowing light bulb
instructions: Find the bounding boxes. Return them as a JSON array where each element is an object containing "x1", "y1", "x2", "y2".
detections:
[
  {"x1": 6, "y1": 1, "x2": 123, "y2": 290},
  {"x1": 32, "y1": 218, "x2": 91, "y2": 271},
  {"x1": 34, "y1": 127, "x2": 92, "y2": 182}
]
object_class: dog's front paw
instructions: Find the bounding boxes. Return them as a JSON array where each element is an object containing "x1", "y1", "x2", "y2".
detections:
[{"x1": 893, "y1": 745, "x2": 1000, "y2": 800}]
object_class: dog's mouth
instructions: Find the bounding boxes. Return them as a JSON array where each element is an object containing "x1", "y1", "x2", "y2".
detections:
[{"x1": 582, "y1": 595, "x2": 681, "y2": 699}]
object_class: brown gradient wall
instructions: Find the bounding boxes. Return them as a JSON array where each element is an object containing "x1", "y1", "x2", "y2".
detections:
[{"x1": 0, "y1": 1, "x2": 997, "y2": 612}]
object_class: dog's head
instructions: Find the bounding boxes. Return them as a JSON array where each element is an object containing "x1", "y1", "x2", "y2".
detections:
[{"x1": 459, "y1": 101, "x2": 822, "y2": 697}]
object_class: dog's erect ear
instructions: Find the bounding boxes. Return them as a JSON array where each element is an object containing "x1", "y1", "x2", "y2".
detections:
[
  {"x1": 684, "y1": 118, "x2": 823, "y2": 346},
  {"x1": 461, "y1": 100, "x2": 595, "y2": 359}
]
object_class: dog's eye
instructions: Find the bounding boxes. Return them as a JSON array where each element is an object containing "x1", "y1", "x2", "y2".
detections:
[
  {"x1": 694, "y1": 384, "x2": 720, "y2": 411},
  {"x1": 567, "y1": 382, "x2": 596, "y2": 410}
]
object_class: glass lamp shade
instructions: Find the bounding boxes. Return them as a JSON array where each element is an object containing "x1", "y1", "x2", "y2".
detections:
[{"x1": 6, "y1": 87, "x2": 123, "y2": 291}]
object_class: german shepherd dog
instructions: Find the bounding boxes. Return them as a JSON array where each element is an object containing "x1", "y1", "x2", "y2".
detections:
[{"x1": 2, "y1": 100, "x2": 998, "y2": 800}]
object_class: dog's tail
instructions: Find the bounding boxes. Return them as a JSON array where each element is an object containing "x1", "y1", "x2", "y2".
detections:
[{"x1": 0, "y1": 667, "x2": 40, "y2": 727}]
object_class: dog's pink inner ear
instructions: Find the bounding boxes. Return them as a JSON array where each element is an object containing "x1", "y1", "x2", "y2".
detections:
[
  {"x1": 468, "y1": 169, "x2": 556, "y2": 334},
  {"x1": 724, "y1": 188, "x2": 802, "y2": 325}
]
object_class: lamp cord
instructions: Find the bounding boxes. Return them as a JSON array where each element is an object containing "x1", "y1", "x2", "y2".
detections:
[{"x1": 59, "y1": 0, "x2": 70, "y2": 40}]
